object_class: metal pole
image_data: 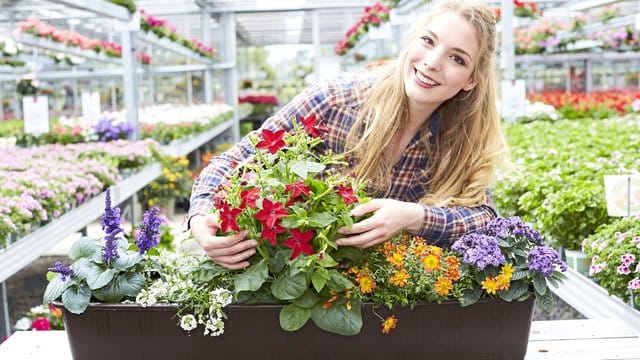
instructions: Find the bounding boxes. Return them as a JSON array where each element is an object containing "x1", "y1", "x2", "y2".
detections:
[
  {"x1": 121, "y1": 30, "x2": 140, "y2": 140},
  {"x1": 110, "y1": 80, "x2": 117, "y2": 111},
  {"x1": 585, "y1": 59, "x2": 592, "y2": 94},
  {"x1": 312, "y1": 10, "x2": 320, "y2": 84},
  {"x1": 202, "y1": 5, "x2": 213, "y2": 104},
  {"x1": 220, "y1": 12, "x2": 239, "y2": 143},
  {"x1": 0, "y1": 282, "x2": 10, "y2": 340},
  {"x1": 500, "y1": 0, "x2": 515, "y2": 81}
]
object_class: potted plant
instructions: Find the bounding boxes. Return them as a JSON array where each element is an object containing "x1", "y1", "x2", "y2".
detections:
[
  {"x1": 45, "y1": 116, "x2": 567, "y2": 359},
  {"x1": 582, "y1": 215, "x2": 640, "y2": 309}
]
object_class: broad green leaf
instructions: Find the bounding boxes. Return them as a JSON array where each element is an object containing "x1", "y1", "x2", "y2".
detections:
[
  {"x1": 511, "y1": 270, "x2": 528, "y2": 281},
  {"x1": 112, "y1": 251, "x2": 142, "y2": 271},
  {"x1": 86, "y1": 267, "x2": 116, "y2": 290},
  {"x1": 459, "y1": 286, "x2": 482, "y2": 307},
  {"x1": 70, "y1": 258, "x2": 96, "y2": 280},
  {"x1": 293, "y1": 289, "x2": 319, "y2": 308},
  {"x1": 61, "y1": 284, "x2": 92, "y2": 314},
  {"x1": 327, "y1": 269, "x2": 354, "y2": 291},
  {"x1": 332, "y1": 246, "x2": 366, "y2": 264},
  {"x1": 43, "y1": 275, "x2": 70, "y2": 304},
  {"x1": 68, "y1": 237, "x2": 99, "y2": 260},
  {"x1": 318, "y1": 253, "x2": 338, "y2": 268},
  {"x1": 290, "y1": 160, "x2": 325, "y2": 179},
  {"x1": 308, "y1": 212, "x2": 337, "y2": 228},
  {"x1": 537, "y1": 290, "x2": 554, "y2": 313},
  {"x1": 532, "y1": 273, "x2": 547, "y2": 295},
  {"x1": 92, "y1": 272, "x2": 146, "y2": 302},
  {"x1": 497, "y1": 239, "x2": 511, "y2": 248},
  {"x1": 507, "y1": 280, "x2": 531, "y2": 300},
  {"x1": 311, "y1": 269, "x2": 328, "y2": 293},
  {"x1": 279, "y1": 304, "x2": 311, "y2": 331},
  {"x1": 234, "y1": 259, "x2": 269, "y2": 293},
  {"x1": 341, "y1": 212, "x2": 354, "y2": 229},
  {"x1": 311, "y1": 299, "x2": 362, "y2": 336},
  {"x1": 271, "y1": 272, "x2": 307, "y2": 300}
]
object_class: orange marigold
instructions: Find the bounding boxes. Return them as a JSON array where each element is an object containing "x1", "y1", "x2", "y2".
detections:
[
  {"x1": 495, "y1": 274, "x2": 511, "y2": 291},
  {"x1": 426, "y1": 245, "x2": 443, "y2": 258},
  {"x1": 445, "y1": 255, "x2": 459, "y2": 267},
  {"x1": 390, "y1": 268, "x2": 410, "y2": 287},
  {"x1": 445, "y1": 266, "x2": 460, "y2": 281},
  {"x1": 380, "y1": 241, "x2": 394, "y2": 256},
  {"x1": 387, "y1": 252, "x2": 404, "y2": 268},
  {"x1": 381, "y1": 315, "x2": 398, "y2": 334},
  {"x1": 422, "y1": 254, "x2": 440, "y2": 272},
  {"x1": 358, "y1": 274, "x2": 376, "y2": 294},
  {"x1": 434, "y1": 276, "x2": 453, "y2": 296},
  {"x1": 481, "y1": 276, "x2": 499, "y2": 295}
]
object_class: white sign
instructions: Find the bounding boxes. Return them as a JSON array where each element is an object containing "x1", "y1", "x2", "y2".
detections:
[
  {"x1": 22, "y1": 96, "x2": 49, "y2": 135},
  {"x1": 604, "y1": 175, "x2": 640, "y2": 216},
  {"x1": 501, "y1": 79, "x2": 526, "y2": 120},
  {"x1": 82, "y1": 92, "x2": 101, "y2": 122}
]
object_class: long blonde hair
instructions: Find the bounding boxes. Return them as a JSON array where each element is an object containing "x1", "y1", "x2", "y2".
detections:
[{"x1": 346, "y1": 0, "x2": 507, "y2": 207}]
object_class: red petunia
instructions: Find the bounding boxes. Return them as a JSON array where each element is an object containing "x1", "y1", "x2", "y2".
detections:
[
  {"x1": 297, "y1": 114, "x2": 326, "y2": 138},
  {"x1": 254, "y1": 198, "x2": 288, "y2": 229},
  {"x1": 219, "y1": 202, "x2": 242, "y2": 232},
  {"x1": 31, "y1": 317, "x2": 51, "y2": 331},
  {"x1": 256, "y1": 129, "x2": 286, "y2": 154},
  {"x1": 261, "y1": 223, "x2": 286, "y2": 247},
  {"x1": 283, "y1": 228, "x2": 315, "y2": 260},
  {"x1": 284, "y1": 180, "x2": 311, "y2": 206},
  {"x1": 336, "y1": 184, "x2": 358, "y2": 205},
  {"x1": 239, "y1": 188, "x2": 260, "y2": 209}
]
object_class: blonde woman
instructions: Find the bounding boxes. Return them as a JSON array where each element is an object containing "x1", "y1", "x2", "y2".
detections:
[{"x1": 190, "y1": 0, "x2": 507, "y2": 269}]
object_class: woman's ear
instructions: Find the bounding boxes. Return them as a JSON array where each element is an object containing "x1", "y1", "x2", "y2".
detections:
[{"x1": 462, "y1": 78, "x2": 477, "y2": 92}]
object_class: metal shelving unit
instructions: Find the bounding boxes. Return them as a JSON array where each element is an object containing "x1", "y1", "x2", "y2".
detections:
[
  {"x1": 47, "y1": 0, "x2": 132, "y2": 21},
  {"x1": 14, "y1": 34, "x2": 121, "y2": 65},
  {"x1": 161, "y1": 118, "x2": 234, "y2": 157}
]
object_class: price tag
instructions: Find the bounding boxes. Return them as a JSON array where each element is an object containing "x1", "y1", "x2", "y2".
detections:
[
  {"x1": 23, "y1": 95, "x2": 50, "y2": 135},
  {"x1": 500, "y1": 79, "x2": 526, "y2": 120},
  {"x1": 82, "y1": 92, "x2": 101, "y2": 122}
]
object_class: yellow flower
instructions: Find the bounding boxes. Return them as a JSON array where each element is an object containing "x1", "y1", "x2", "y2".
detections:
[
  {"x1": 358, "y1": 274, "x2": 376, "y2": 294},
  {"x1": 426, "y1": 245, "x2": 443, "y2": 258},
  {"x1": 386, "y1": 252, "x2": 404, "y2": 268},
  {"x1": 501, "y1": 263, "x2": 514, "y2": 278},
  {"x1": 380, "y1": 242, "x2": 394, "y2": 256},
  {"x1": 381, "y1": 315, "x2": 397, "y2": 334},
  {"x1": 495, "y1": 274, "x2": 511, "y2": 291},
  {"x1": 422, "y1": 254, "x2": 440, "y2": 272},
  {"x1": 390, "y1": 269, "x2": 410, "y2": 287},
  {"x1": 434, "y1": 276, "x2": 453, "y2": 296},
  {"x1": 481, "y1": 276, "x2": 499, "y2": 295}
]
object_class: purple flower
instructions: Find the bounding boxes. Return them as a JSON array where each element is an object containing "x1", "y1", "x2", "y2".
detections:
[
  {"x1": 628, "y1": 278, "x2": 640, "y2": 290},
  {"x1": 527, "y1": 245, "x2": 566, "y2": 277},
  {"x1": 48, "y1": 261, "x2": 74, "y2": 282},
  {"x1": 617, "y1": 264, "x2": 631, "y2": 275},
  {"x1": 135, "y1": 207, "x2": 162, "y2": 254},
  {"x1": 93, "y1": 115, "x2": 133, "y2": 142},
  {"x1": 101, "y1": 190, "x2": 123, "y2": 264},
  {"x1": 621, "y1": 253, "x2": 635, "y2": 266},
  {"x1": 482, "y1": 216, "x2": 541, "y2": 244},
  {"x1": 452, "y1": 233, "x2": 505, "y2": 271}
]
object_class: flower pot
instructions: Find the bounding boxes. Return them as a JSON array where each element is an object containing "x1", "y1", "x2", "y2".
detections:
[
  {"x1": 55, "y1": 297, "x2": 534, "y2": 360},
  {"x1": 564, "y1": 249, "x2": 590, "y2": 276}
]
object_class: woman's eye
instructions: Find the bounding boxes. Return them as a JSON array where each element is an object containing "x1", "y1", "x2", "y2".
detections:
[
  {"x1": 420, "y1": 36, "x2": 434, "y2": 46},
  {"x1": 452, "y1": 55, "x2": 466, "y2": 65}
]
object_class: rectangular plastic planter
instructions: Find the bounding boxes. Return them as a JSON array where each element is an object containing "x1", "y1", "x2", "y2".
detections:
[{"x1": 56, "y1": 297, "x2": 534, "y2": 360}]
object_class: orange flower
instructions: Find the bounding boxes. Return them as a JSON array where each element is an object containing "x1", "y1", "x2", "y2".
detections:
[
  {"x1": 381, "y1": 315, "x2": 398, "y2": 334},
  {"x1": 413, "y1": 241, "x2": 427, "y2": 257},
  {"x1": 501, "y1": 263, "x2": 514, "y2": 278},
  {"x1": 446, "y1": 266, "x2": 460, "y2": 281},
  {"x1": 422, "y1": 254, "x2": 440, "y2": 272},
  {"x1": 495, "y1": 274, "x2": 511, "y2": 291},
  {"x1": 426, "y1": 245, "x2": 443, "y2": 258},
  {"x1": 386, "y1": 252, "x2": 404, "y2": 268},
  {"x1": 434, "y1": 276, "x2": 453, "y2": 296},
  {"x1": 390, "y1": 269, "x2": 410, "y2": 287},
  {"x1": 380, "y1": 241, "x2": 394, "y2": 256},
  {"x1": 50, "y1": 306, "x2": 62, "y2": 318},
  {"x1": 445, "y1": 255, "x2": 459, "y2": 267},
  {"x1": 358, "y1": 274, "x2": 376, "y2": 294},
  {"x1": 481, "y1": 276, "x2": 499, "y2": 295}
]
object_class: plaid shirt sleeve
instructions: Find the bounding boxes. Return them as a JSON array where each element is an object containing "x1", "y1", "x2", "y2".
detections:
[
  {"x1": 415, "y1": 188, "x2": 497, "y2": 246},
  {"x1": 188, "y1": 81, "x2": 335, "y2": 225}
]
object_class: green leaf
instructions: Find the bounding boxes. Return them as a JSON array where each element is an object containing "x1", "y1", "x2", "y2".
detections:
[
  {"x1": 290, "y1": 160, "x2": 325, "y2": 178},
  {"x1": 111, "y1": 251, "x2": 142, "y2": 271},
  {"x1": 308, "y1": 212, "x2": 337, "y2": 228},
  {"x1": 293, "y1": 289, "x2": 319, "y2": 308},
  {"x1": 85, "y1": 267, "x2": 116, "y2": 290},
  {"x1": 271, "y1": 272, "x2": 307, "y2": 300},
  {"x1": 318, "y1": 253, "x2": 338, "y2": 268},
  {"x1": 92, "y1": 272, "x2": 146, "y2": 303},
  {"x1": 459, "y1": 286, "x2": 482, "y2": 306},
  {"x1": 279, "y1": 304, "x2": 312, "y2": 331},
  {"x1": 61, "y1": 284, "x2": 92, "y2": 314},
  {"x1": 532, "y1": 273, "x2": 547, "y2": 295},
  {"x1": 511, "y1": 270, "x2": 528, "y2": 281},
  {"x1": 507, "y1": 280, "x2": 531, "y2": 300},
  {"x1": 234, "y1": 259, "x2": 268, "y2": 293},
  {"x1": 68, "y1": 237, "x2": 100, "y2": 260},
  {"x1": 311, "y1": 298, "x2": 362, "y2": 336},
  {"x1": 327, "y1": 269, "x2": 354, "y2": 292},
  {"x1": 537, "y1": 289, "x2": 554, "y2": 313},
  {"x1": 341, "y1": 212, "x2": 354, "y2": 229},
  {"x1": 311, "y1": 269, "x2": 329, "y2": 293},
  {"x1": 332, "y1": 246, "x2": 366, "y2": 264},
  {"x1": 497, "y1": 239, "x2": 511, "y2": 247},
  {"x1": 43, "y1": 275, "x2": 70, "y2": 304}
]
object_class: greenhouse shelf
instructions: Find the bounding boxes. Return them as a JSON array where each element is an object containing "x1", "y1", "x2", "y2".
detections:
[
  {"x1": 14, "y1": 34, "x2": 121, "y2": 65},
  {"x1": 517, "y1": 51, "x2": 640, "y2": 63},
  {"x1": 47, "y1": 0, "x2": 131, "y2": 21},
  {"x1": 0, "y1": 162, "x2": 161, "y2": 284},
  {"x1": 550, "y1": 267, "x2": 640, "y2": 332},
  {"x1": 161, "y1": 119, "x2": 234, "y2": 158},
  {"x1": 138, "y1": 32, "x2": 214, "y2": 65}
]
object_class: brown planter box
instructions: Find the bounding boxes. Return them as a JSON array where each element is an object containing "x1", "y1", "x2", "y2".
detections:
[{"x1": 56, "y1": 297, "x2": 534, "y2": 360}]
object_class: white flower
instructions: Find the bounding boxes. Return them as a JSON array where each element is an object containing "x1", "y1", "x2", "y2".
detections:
[
  {"x1": 179, "y1": 314, "x2": 198, "y2": 331},
  {"x1": 203, "y1": 316, "x2": 225, "y2": 337},
  {"x1": 212, "y1": 288, "x2": 232, "y2": 306},
  {"x1": 14, "y1": 317, "x2": 32, "y2": 331},
  {"x1": 136, "y1": 289, "x2": 157, "y2": 307}
]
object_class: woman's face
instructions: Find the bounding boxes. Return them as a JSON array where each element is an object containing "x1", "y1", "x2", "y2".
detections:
[{"x1": 404, "y1": 11, "x2": 479, "y2": 111}]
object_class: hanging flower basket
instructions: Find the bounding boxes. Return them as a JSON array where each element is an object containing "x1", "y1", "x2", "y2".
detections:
[{"x1": 55, "y1": 296, "x2": 534, "y2": 360}]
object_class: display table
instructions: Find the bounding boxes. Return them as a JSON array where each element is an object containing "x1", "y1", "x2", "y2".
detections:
[{"x1": 1, "y1": 319, "x2": 638, "y2": 359}]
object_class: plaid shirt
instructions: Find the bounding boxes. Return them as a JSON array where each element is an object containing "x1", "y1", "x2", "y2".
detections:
[{"x1": 190, "y1": 72, "x2": 496, "y2": 245}]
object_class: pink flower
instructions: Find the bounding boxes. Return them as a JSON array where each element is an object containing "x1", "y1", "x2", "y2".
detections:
[
  {"x1": 628, "y1": 278, "x2": 640, "y2": 290},
  {"x1": 31, "y1": 317, "x2": 51, "y2": 331},
  {"x1": 621, "y1": 253, "x2": 636, "y2": 266},
  {"x1": 617, "y1": 264, "x2": 631, "y2": 275}
]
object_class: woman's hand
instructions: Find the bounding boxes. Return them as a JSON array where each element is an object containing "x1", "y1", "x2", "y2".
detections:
[
  {"x1": 190, "y1": 213, "x2": 258, "y2": 270},
  {"x1": 336, "y1": 199, "x2": 424, "y2": 249}
]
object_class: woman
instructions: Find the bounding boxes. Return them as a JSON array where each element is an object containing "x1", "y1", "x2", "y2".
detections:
[{"x1": 190, "y1": 0, "x2": 507, "y2": 269}]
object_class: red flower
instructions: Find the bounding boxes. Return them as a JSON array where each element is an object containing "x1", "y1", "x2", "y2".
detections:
[
  {"x1": 283, "y1": 228, "x2": 315, "y2": 260},
  {"x1": 261, "y1": 223, "x2": 286, "y2": 246},
  {"x1": 220, "y1": 202, "x2": 242, "y2": 232},
  {"x1": 31, "y1": 317, "x2": 51, "y2": 331},
  {"x1": 240, "y1": 188, "x2": 260, "y2": 209},
  {"x1": 256, "y1": 129, "x2": 286, "y2": 154},
  {"x1": 255, "y1": 198, "x2": 288, "y2": 229},
  {"x1": 297, "y1": 114, "x2": 325, "y2": 138},
  {"x1": 284, "y1": 180, "x2": 311, "y2": 206},
  {"x1": 336, "y1": 184, "x2": 358, "y2": 205}
]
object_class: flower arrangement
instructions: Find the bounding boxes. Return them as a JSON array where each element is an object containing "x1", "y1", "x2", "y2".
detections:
[
  {"x1": 13, "y1": 304, "x2": 65, "y2": 331},
  {"x1": 599, "y1": 5, "x2": 621, "y2": 23},
  {"x1": 350, "y1": 216, "x2": 567, "y2": 332},
  {"x1": 334, "y1": 2, "x2": 390, "y2": 55},
  {"x1": 93, "y1": 113, "x2": 134, "y2": 141},
  {"x1": 583, "y1": 215, "x2": 640, "y2": 309},
  {"x1": 238, "y1": 94, "x2": 279, "y2": 117},
  {"x1": 513, "y1": 0, "x2": 541, "y2": 19},
  {"x1": 43, "y1": 190, "x2": 162, "y2": 313},
  {"x1": 15, "y1": 73, "x2": 39, "y2": 96}
]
